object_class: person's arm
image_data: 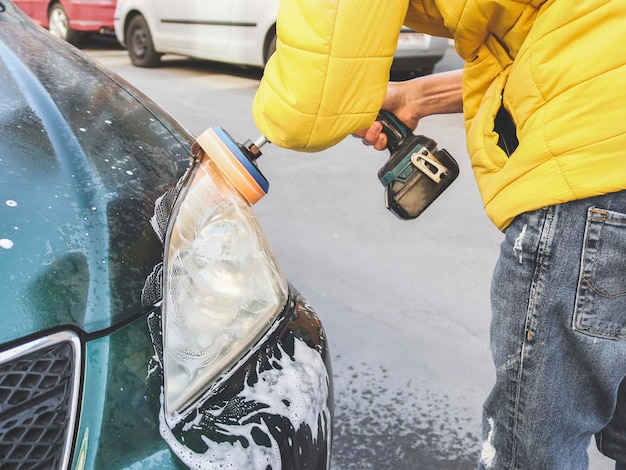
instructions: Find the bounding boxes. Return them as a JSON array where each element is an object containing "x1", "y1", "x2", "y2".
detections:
[
  {"x1": 252, "y1": 0, "x2": 409, "y2": 152},
  {"x1": 354, "y1": 69, "x2": 463, "y2": 150}
]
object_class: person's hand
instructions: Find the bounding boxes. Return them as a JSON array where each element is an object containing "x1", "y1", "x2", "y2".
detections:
[
  {"x1": 352, "y1": 121, "x2": 389, "y2": 150},
  {"x1": 352, "y1": 80, "x2": 420, "y2": 151},
  {"x1": 353, "y1": 70, "x2": 464, "y2": 151}
]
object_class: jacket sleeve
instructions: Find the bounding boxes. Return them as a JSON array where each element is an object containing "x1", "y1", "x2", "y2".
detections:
[{"x1": 252, "y1": 0, "x2": 409, "y2": 152}]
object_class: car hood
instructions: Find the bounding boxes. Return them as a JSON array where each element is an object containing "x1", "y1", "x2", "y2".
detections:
[{"x1": 0, "y1": 2, "x2": 192, "y2": 342}]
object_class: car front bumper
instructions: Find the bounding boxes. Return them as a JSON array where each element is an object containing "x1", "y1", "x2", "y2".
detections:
[{"x1": 66, "y1": 286, "x2": 332, "y2": 469}]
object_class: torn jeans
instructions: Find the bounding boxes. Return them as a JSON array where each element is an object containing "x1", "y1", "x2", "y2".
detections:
[{"x1": 479, "y1": 190, "x2": 626, "y2": 469}]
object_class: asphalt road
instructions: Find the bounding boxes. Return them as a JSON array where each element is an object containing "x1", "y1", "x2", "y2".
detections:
[{"x1": 83, "y1": 38, "x2": 613, "y2": 470}]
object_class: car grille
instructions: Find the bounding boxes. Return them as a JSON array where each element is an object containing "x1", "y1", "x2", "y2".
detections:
[{"x1": 0, "y1": 332, "x2": 81, "y2": 470}]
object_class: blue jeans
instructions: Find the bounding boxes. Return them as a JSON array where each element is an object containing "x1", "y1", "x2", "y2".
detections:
[{"x1": 479, "y1": 191, "x2": 626, "y2": 469}]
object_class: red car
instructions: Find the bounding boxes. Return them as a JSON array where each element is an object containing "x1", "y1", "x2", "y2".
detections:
[{"x1": 13, "y1": 0, "x2": 116, "y2": 45}]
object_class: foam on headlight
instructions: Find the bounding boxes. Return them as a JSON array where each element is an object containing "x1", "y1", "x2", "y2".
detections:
[{"x1": 162, "y1": 153, "x2": 287, "y2": 415}]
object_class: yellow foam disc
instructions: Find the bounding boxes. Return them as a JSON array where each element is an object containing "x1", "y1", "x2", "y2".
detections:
[{"x1": 195, "y1": 128, "x2": 266, "y2": 205}]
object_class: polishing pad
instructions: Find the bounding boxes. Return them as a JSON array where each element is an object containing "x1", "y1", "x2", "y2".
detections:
[{"x1": 195, "y1": 127, "x2": 269, "y2": 205}]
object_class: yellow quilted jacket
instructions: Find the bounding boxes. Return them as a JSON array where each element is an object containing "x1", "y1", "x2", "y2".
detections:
[{"x1": 252, "y1": 0, "x2": 626, "y2": 230}]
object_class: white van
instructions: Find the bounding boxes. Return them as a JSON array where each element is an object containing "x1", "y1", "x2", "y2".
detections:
[
  {"x1": 114, "y1": 0, "x2": 448, "y2": 76},
  {"x1": 114, "y1": 0, "x2": 279, "y2": 68}
]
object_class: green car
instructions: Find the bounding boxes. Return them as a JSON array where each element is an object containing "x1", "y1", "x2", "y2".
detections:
[{"x1": 0, "y1": 2, "x2": 333, "y2": 469}]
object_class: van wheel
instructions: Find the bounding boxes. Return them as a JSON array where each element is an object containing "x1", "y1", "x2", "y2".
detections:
[
  {"x1": 264, "y1": 32, "x2": 276, "y2": 65},
  {"x1": 48, "y1": 3, "x2": 80, "y2": 45},
  {"x1": 126, "y1": 15, "x2": 161, "y2": 67}
]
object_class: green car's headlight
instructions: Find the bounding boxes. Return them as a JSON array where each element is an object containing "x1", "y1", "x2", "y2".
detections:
[{"x1": 162, "y1": 152, "x2": 287, "y2": 415}]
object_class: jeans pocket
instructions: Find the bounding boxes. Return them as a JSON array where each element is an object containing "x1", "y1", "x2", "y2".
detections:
[{"x1": 573, "y1": 207, "x2": 626, "y2": 340}]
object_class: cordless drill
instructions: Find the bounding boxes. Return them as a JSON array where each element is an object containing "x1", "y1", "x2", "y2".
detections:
[{"x1": 194, "y1": 110, "x2": 458, "y2": 219}]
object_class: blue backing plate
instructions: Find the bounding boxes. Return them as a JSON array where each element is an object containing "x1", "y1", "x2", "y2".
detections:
[{"x1": 213, "y1": 127, "x2": 269, "y2": 193}]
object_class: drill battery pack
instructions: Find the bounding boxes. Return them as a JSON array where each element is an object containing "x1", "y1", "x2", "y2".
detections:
[{"x1": 376, "y1": 111, "x2": 459, "y2": 220}]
